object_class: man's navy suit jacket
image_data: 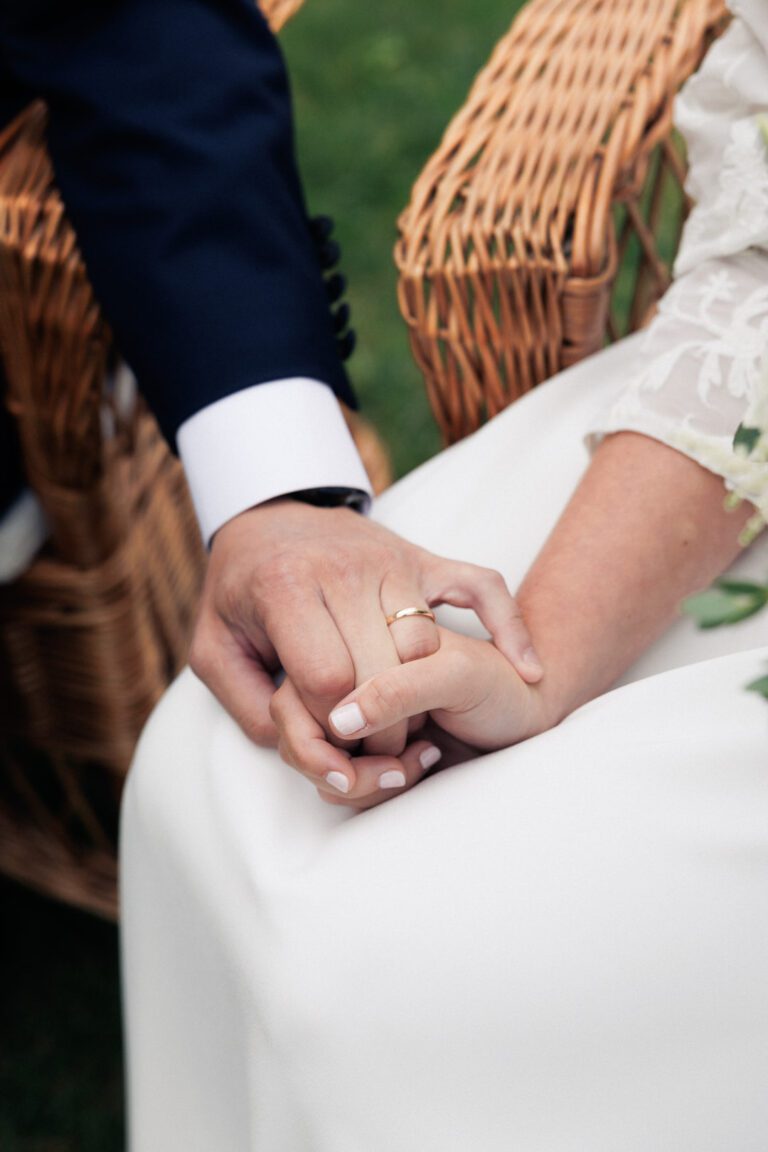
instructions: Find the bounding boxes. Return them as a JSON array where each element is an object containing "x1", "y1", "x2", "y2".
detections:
[{"x1": 0, "y1": 0, "x2": 354, "y2": 515}]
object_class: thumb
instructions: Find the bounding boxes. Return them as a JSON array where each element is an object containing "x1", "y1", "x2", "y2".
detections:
[{"x1": 328, "y1": 642, "x2": 471, "y2": 739}]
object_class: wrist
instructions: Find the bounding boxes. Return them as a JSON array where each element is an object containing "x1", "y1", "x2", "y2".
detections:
[{"x1": 522, "y1": 677, "x2": 569, "y2": 740}]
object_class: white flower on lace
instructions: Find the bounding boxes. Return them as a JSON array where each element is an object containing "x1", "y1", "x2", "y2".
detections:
[
  {"x1": 677, "y1": 113, "x2": 768, "y2": 269},
  {"x1": 697, "y1": 269, "x2": 737, "y2": 308},
  {"x1": 722, "y1": 116, "x2": 768, "y2": 216},
  {"x1": 635, "y1": 278, "x2": 768, "y2": 405}
]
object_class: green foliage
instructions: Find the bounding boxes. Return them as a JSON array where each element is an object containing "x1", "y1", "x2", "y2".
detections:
[
  {"x1": 733, "y1": 423, "x2": 762, "y2": 455},
  {"x1": 282, "y1": 0, "x2": 528, "y2": 476},
  {"x1": 683, "y1": 580, "x2": 768, "y2": 629},
  {"x1": 746, "y1": 670, "x2": 768, "y2": 700}
]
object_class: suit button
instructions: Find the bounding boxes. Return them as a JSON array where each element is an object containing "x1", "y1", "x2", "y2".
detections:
[
  {"x1": 318, "y1": 239, "x2": 341, "y2": 270},
  {"x1": 325, "y1": 272, "x2": 346, "y2": 303},
  {"x1": 310, "y1": 213, "x2": 334, "y2": 242},
  {"x1": 333, "y1": 302, "x2": 350, "y2": 333},
  {"x1": 338, "y1": 328, "x2": 356, "y2": 361}
]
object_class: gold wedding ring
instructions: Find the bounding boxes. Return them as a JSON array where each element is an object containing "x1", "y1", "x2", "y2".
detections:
[{"x1": 385, "y1": 606, "x2": 437, "y2": 626}]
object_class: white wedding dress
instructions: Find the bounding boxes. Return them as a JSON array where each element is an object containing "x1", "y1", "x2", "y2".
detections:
[{"x1": 121, "y1": 3, "x2": 768, "y2": 1149}]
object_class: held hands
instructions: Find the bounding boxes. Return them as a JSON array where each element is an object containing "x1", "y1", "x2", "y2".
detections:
[
  {"x1": 190, "y1": 500, "x2": 542, "y2": 762},
  {"x1": 270, "y1": 627, "x2": 549, "y2": 809}
]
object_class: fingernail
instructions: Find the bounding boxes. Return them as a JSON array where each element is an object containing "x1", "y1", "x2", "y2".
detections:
[
  {"x1": 378, "y1": 769, "x2": 406, "y2": 790},
  {"x1": 330, "y1": 702, "x2": 366, "y2": 736},
  {"x1": 523, "y1": 646, "x2": 543, "y2": 672},
  {"x1": 419, "y1": 745, "x2": 442, "y2": 771},
  {"x1": 325, "y1": 771, "x2": 350, "y2": 794}
]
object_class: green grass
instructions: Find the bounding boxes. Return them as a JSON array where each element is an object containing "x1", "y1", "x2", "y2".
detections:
[
  {"x1": 282, "y1": 0, "x2": 527, "y2": 475},
  {"x1": 1, "y1": 4, "x2": 527, "y2": 1147}
]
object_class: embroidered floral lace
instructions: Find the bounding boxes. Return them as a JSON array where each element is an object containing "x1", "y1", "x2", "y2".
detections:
[{"x1": 588, "y1": 0, "x2": 768, "y2": 524}]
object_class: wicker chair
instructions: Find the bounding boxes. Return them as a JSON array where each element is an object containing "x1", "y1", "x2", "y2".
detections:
[
  {"x1": 0, "y1": 0, "x2": 391, "y2": 919},
  {"x1": 0, "y1": 0, "x2": 727, "y2": 920},
  {"x1": 396, "y1": 0, "x2": 729, "y2": 443}
]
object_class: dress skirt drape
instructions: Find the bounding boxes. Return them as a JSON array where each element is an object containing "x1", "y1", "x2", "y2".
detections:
[{"x1": 121, "y1": 334, "x2": 768, "y2": 1152}]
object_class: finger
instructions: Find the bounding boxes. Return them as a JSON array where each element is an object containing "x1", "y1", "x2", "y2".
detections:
[
  {"x1": 271, "y1": 679, "x2": 358, "y2": 795},
  {"x1": 273, "y1": 681, "x2": 441, "y2": 806},
  {"x1": 380, "y1": 580, "x2": 441, "y2": 666},
  {"x1": 316, "y1": 739, "x2": 443, "y2": 810},
  {"x1": 328, "y1": 640, "x2": 472, "y2": 740},
  {"x1": 260, "y1": 586, "x2": 357, "y2": 737},
  {"x1": 408, "y1": 712, "x2": 428, "y2": 736},
  {"x1": 324, "y1": 590, "x2": 409, "y2": 757},
  {"x1": 189, "y1": 613, "x2": 280, "y2": 747},
  {"x1": 424, "y1": 560, "x2": 543, "y2": 683}
]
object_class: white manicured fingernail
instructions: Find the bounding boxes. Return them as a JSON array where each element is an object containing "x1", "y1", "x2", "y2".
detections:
[
  {"x1": 378, "y1": 769, "x2": 406, "y2": 790},
  {"x1": 325, "y1": 771, "x2": 350, "y2": 794},
  {"x1": 419, "y1": 745, "x2": 442, "y2": 771},
  {"x1": 330, "y1": 702, "x2": 366, "y2": 736}
]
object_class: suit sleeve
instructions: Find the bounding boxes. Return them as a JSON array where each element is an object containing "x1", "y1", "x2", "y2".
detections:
[{"x1": 0, "y1": 0, "x2": 357, "y2": 447}]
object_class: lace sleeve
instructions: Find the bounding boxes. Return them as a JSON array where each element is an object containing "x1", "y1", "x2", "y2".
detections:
[{"x1": 587, "y1": 0, "x2": 768, "y2": 526}]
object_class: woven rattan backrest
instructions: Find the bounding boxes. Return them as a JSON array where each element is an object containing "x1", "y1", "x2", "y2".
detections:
[
  {"x1": 0, "y1": 0, "x2": 307, "y2": 919},
  {"x1": 396, "y1": 0, "x2": 728, "y2": 443},
  {"x1": 0, "y1": 106, "x2": 119, "y2": 563}
]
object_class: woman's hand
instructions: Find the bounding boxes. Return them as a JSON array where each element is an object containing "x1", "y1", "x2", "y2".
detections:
[
  {"x1": 269, "y1": 675, "x2": 447, "y2": 809},
  {"x1": 270, "y1": 627, "x2": 546, "y2": 808},
  {"x1": 329, "y1": 627, "x2": 545, "y2": 754}
]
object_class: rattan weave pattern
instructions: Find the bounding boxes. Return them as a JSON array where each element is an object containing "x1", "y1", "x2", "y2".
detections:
[
  {"x1": 0, "y1": 0, "x2": 310, "y2": 918},
  {"x1": 396, "y1": 0, "x2": 728, "y2": 443},
  {"x1": 0, "y1": 104, "x2": 208, "y2": 918}
]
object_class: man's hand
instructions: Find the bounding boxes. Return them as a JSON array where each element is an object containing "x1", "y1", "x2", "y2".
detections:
[{"x1": 189, "y1": 499, "x2": 542, "y2": 771}]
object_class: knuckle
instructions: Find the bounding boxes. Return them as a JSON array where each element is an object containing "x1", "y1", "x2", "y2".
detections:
[
  {"x1": 297, "y1": 659, "x2": 354, "y2": 703},
  {"x1": 239, "y1": 712, "x2": 276, "y2": 748},
  {"x1": 188, "y1": 633, "x2": 214, "y2": 681},
  {"x1": 480, "y1": 567, "x2": 508, "y2": 594}
]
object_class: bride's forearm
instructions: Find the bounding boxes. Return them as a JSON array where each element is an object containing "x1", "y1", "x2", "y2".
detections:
[{"x1": 517, "y1": 431, "x2": 757, "y2": 729}]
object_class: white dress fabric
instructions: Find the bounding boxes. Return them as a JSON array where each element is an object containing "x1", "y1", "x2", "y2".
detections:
[{"x1": 121, "y1": 4, "x2": 768, "y2": 1149}]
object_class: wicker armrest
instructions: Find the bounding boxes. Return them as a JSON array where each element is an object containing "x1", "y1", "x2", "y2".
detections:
[{"x1": 395, "y1": 0, "x2": 728, "y2": 444}]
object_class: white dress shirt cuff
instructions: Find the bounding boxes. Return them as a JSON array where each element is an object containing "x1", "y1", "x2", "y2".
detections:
[{"x1": 177, "y1": 378, "x2": 373, "y2": 545}]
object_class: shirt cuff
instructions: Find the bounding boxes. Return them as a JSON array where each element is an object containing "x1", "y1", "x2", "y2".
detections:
[{"x1": 177, "y1": 378, "x2": 373, "y2": 545}]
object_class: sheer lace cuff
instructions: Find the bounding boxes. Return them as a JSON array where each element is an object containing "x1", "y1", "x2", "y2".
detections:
[
  {"x1": 586, "y1": 251, "x2": 768, "y2": 526},
  {"x1": 586, "y1": 0, "x2": 768, "y2": 532}
]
